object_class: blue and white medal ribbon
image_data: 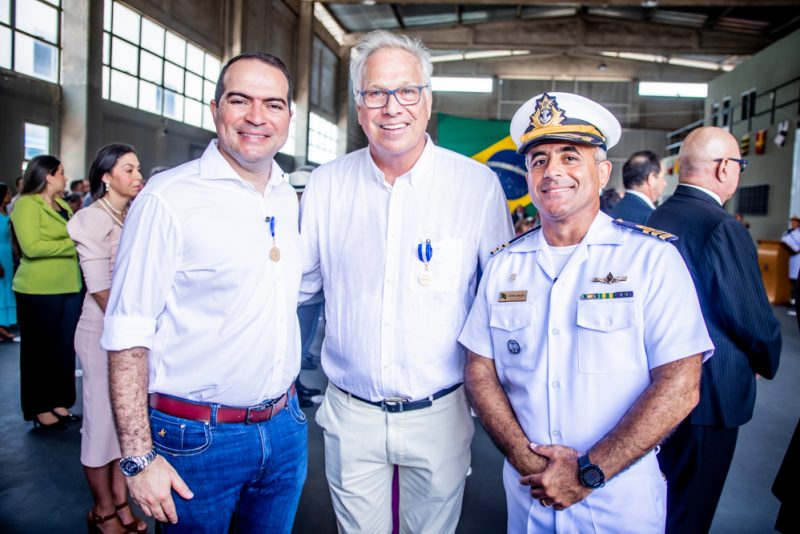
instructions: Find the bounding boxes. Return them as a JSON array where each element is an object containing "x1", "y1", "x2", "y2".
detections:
[
  {"x1": 417, "y1": 239, "x2": 433, "y2": 286},
  {"x1": 266, "y1": 216, "x2": 280, "y2": 262}
]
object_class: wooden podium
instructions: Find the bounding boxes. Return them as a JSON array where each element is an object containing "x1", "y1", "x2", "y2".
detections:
[{"x1": 757, "y1": 240, "x2": 792, "y2": 304}]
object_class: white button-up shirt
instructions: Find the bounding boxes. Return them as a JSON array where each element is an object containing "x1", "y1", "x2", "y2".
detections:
[
  {"x1": 459, "y1": 212, "x2": 714, "y2": 533},
  {"x1": 300, "y1": 137, "x2": 514, "y2": 401},
  {"x1": 102, "y1": 141, "x2": 301, "y2": 405}
]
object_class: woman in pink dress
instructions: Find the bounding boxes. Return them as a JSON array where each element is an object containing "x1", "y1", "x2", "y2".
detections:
[{"x1": 68, "y1": 144, "x2": 146, "y2": 534}]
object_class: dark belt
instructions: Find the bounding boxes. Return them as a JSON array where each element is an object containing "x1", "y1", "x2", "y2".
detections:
[
  {"x1": 340, "y1": 383, "x2": 462, "y2": 413},
  {"x1": 149, "y1": 384, "x2": 296, "y2": 424}
]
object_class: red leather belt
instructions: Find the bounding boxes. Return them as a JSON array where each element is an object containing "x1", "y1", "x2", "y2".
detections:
[{"x1": 149, "y1": 384, "x2": 296, "y2": 424}]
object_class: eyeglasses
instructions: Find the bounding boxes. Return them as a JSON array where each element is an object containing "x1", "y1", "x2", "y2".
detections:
[
  {"x1": 359, "y1": 85, "x2": 428, "y2": 109},
  {"x1": 713, "y1": 157, "x2": 748, "y2": 172}
]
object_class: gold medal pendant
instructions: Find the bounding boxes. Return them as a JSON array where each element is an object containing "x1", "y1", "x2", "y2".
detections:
[
  {"x1": 270, "y1": 246, "x2": 281, "y2": 262},
  {"x1": 418, "y1": 270, "x2": 433, "y2": 287}
]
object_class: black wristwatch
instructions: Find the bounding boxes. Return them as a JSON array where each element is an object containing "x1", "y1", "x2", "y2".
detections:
[
  {"x1": 119, "y1": 448, "x2": 157, "y2": 477},
  {"x1": 577, "y1": 453, "x2": 606, "y2": 489}
]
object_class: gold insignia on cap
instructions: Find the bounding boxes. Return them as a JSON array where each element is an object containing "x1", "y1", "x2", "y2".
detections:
[
  {"x1": 531, "y1": 94, "x2": 565, "y2": 129},
  {"x1": 592, "y1": 272, "x2": 627, "y2": 284},
  {"x1": 520, "y1": 93, "x2": 605, "y2": 147}
]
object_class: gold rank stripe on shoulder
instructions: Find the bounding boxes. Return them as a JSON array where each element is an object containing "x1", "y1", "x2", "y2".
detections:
[
  {"x1": 490, "y1": 227, "x2": 539, "y2": 255},
  {"x1": 612, "y1": 219, "x2": 678, "y2": 242}
]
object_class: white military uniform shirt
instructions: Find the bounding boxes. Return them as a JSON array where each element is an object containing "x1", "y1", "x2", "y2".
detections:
[
  {"x1": 300, "y1": 136, "x2": 514, "y2": 401},
  {"x1": 102, "y1": 141, "x2": 301, "y2": 405},
  {"x1": 781, "y1": 227, "x2": 800, "y2": 279},
  {"x1": 459, "y1": 211, "x2": 714, "y2": 533}
]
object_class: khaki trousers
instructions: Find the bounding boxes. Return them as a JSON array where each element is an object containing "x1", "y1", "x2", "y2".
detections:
[{"x1": 316, "y1": 384, "x2": 474, "y2": 534}]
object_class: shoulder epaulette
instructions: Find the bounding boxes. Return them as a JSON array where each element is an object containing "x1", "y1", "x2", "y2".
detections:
[
  {"x1": 613, "y1": 218, "x2": 678, "y2": 242},
  {"x1": 490, "y1": 227, "x2": 540, "y2": 256}
]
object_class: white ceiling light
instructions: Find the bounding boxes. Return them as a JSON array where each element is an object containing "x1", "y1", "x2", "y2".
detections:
[{"x1": 432, "y1": 76, "x2": 493, "y2": 93}]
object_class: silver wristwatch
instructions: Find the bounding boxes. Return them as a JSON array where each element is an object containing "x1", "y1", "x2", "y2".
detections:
[{"x1": 119, "y1": 448, "x2": 157, "y2": 477}]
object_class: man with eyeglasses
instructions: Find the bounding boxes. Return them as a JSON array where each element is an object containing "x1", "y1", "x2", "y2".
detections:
[
  {"x1": 299, "y1": 30, "x2": 513, "y2": 532},
  {"x1": 648, "y1": 126, "x2": 782, "y2": 533}
]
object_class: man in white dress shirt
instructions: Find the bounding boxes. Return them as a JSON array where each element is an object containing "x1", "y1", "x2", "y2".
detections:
[
  {"x1": 300, "y1": 30, "x2": 513, "y2": 533},
  {"x1": 102, "y1": 53, "x2": 306, "y2": 533},
  {"x1": 458, "y1": 92, "x2": 714, "y2": 533}
]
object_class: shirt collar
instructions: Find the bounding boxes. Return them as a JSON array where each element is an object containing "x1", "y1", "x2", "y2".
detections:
[
  {"x1": 681, "y1": 183, "x2": 722, "y2": 205},
  {"x1": 199, "y1": 140, "x2": 285, "y2": 189},
  {"x1": 366, "y1": 133, "x2": 434, "y2": 187},
  {"x1": 624, "y1": 189, "x2": 656, "y2": 209},
  {"x1": 511, "y1": 211, "x2": 622, "y2": 254}
]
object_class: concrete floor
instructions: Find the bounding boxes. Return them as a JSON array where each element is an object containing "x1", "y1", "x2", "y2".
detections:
[{"x1": 0, "y1": 307, "x2": 796, "y2": 533}]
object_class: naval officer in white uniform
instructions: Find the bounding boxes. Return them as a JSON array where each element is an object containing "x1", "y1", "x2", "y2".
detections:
[{"x1": 458, "y1": 92, "x2": 714, "y2": 533}]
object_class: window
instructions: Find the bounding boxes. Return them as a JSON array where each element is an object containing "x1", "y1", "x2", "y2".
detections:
[
  {"x1": 0, "y1": 0, "x2": 62, "y2": 83},
  {"x1": 308, "y1": 112, "x2": 338, "y2": 165},
  {"x1": 102, "y1": 0, "x2": 219, "y2": 131},
  {"x1": 23, "y1": 121, "x2": 49, "y2": 169},
  {"x1": 722, "y1": 97, "x2": 731, "y2": 129},
  {"x1": 737, "y1": 184, "x2": 769, "y2": 215},
  {"x1": 711, "y1": 102, "x2": 720, "y2": 127},
  {"x1": 278, "y1": 102, "x2": 297, "y2": 157},
  {"x1": 741, "y1": 89, "x2": 756, "y2": 121}
]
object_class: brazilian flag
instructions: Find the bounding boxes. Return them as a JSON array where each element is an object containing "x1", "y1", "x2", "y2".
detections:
[{"x1": 436, "y1": 113, "x2": 535, "y2": 214}]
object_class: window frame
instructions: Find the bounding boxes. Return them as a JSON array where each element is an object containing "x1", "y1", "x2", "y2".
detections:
[
  {"x1": 0, "y1": 0, "x2": 63, "y2": 84},
  {"x1": 102, "y1": 0, "x2": 219, "y2": 132}
]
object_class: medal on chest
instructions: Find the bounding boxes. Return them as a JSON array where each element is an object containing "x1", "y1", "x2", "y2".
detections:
[
  {"x1": 417, "y1": 239, "x2": 433, "y2": 286},
  {"x1": 266, "y1": 216, "x2": 280, "y2": 262}
]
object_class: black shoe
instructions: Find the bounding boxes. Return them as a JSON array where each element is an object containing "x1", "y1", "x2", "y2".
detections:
[
  {"x1": 32, "y1": 414, "x2": 67, "y2": 431},
  {"x1": 298, "y1": 395, "x2": 314, "y2": 408},
  {"x1": 54, "y1": 411, "x2": 82, "y2": 423},
  {"x1": 298, "y1": 384, "x2": 321, "y2": 397}
]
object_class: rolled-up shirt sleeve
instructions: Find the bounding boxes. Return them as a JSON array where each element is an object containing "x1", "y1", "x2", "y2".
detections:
[{"x1": 101, "y1": 193, "x2": 181, "y2": 351}]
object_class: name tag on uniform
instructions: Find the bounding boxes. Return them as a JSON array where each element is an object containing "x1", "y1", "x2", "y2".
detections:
[{"x1": 499, "y1": 290, "x2": 528, "y2": 302}]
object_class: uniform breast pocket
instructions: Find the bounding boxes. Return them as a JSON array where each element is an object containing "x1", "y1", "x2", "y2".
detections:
[
  {"x1": 490, "y1": 302, "x2": 536, "y2": 371},
  {"x1": 576, "y1": 299, "x2": 639, "y2": 374},
  {"x1": 411, "y1": 238, "x2": 464, "y2": 294}
]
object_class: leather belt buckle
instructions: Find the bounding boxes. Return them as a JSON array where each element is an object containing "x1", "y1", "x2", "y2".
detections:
[
  {"x1": 245, "y1": 399, "x2": 278, "y2": 424},
  {"x1": 381, "y1": 397, "x2": 406, "y2": 413}
]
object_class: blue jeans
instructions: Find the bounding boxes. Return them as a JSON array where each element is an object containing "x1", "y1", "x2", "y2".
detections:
[{"x1": 151, "y1": 394, "x2": 308, "y2": 533}]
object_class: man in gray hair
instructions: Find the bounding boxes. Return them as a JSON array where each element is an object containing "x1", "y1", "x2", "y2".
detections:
[{"x1": 300, "y1": 30, "x2": 513, "y2": 532}]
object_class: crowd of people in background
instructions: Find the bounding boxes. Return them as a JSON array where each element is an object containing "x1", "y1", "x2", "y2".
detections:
[{"x1": 0, "y1": 28, "x2": 793, "y2": 534}]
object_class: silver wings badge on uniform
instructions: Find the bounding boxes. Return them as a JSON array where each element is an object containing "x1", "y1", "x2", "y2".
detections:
[{"x1": 592, "y1": 272, "x2": 627, "y2": 284}]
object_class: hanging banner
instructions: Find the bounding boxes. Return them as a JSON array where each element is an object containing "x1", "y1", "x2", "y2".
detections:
[{"x1": 436, "y1": 113, "x2": 533, "y2": 212}]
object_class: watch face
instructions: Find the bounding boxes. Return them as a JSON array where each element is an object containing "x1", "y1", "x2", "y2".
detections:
[
  {"x1": 581, "y1": 466, "x2": 605, "y2": 488},
  {"x1": 120, "y1": 458, "x2": 140, "y2": 476}
]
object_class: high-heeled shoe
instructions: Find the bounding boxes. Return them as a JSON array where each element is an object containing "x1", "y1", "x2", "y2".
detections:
[
  {"x1": 115, "y1": 502, "x2": 147, "y2": 533},
  {"x1": 32, "y1": 413, "x2": 67, "y2": 431},
  {"x1": 87, "y1": 509, "x2": 129, "y2": 534},
  {"x1": 53, "y1": 411, "x2": 82, "y2": 423}
]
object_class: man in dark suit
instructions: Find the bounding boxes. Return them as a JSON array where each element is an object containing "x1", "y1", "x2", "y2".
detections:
[
  {"x1": 609, "y1": 150, "x2": 666, "y2": 224},
  {"x1": 648, "y1": 126, "x2": 782, "y2": 534}
]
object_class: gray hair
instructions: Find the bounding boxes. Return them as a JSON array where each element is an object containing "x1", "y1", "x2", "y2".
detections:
[
  {"x1": 595, "y1": 147, "x2": 608, "y2": 164},
  {"x1": 349, "y1": 30, "x2": 433, "y2": 100}
]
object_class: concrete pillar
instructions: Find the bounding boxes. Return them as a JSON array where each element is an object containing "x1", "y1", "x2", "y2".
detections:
[
  {"x1": 59, "y1": 0, "x2": 91, "y2": 179},
  {"x1": 294, "y1": 0, "x2": 313, "y2": 167},
  {"x1": 223, "y1": 0, "x2": 243, "y2": 62}
]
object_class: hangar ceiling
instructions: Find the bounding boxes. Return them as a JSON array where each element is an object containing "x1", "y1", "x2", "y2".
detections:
[{"x1": 311, "y1": 1, "x2": 800, "y2": 81}]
